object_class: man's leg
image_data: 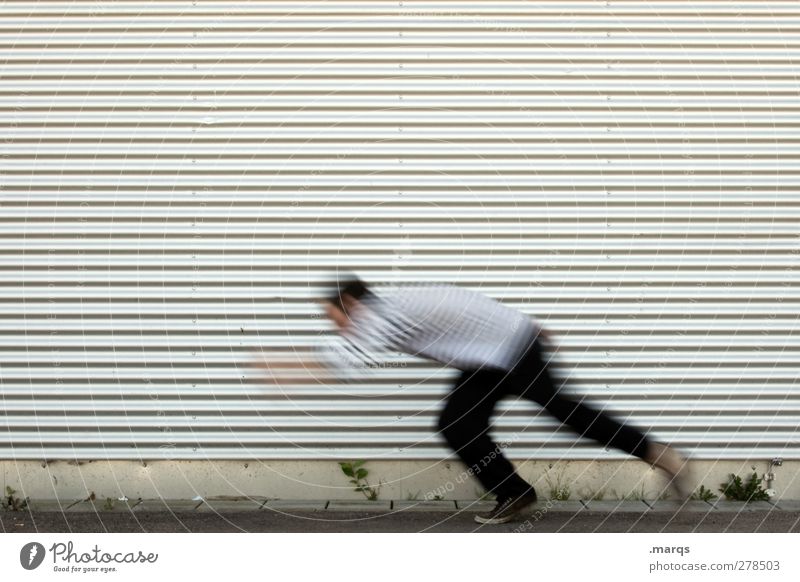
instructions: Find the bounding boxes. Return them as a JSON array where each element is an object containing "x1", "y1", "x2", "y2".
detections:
[
  {"x1": 437, "y1": 368, "x2": 535, "y2": 503},
  {"x1": 511, "y1": 338, "x2": 651, "y2": 459},
  {"x1": 510, "y1": 337, "x2": 692, "y2": 498}
]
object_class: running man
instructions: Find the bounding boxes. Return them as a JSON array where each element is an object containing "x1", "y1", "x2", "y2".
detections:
[{"x1": 250, "y1": 275, "x2": 690, "y2": 524}]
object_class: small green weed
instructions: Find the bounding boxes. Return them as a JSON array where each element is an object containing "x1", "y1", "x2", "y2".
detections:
[
  {"x1": 690, "y1": 485, "x2": 718, "y2": 502},
  {"x1": 338, "y1": 460, "x2": 380, "y2": 500},
  {"x1": 719, "y1": 471, "x2": 770, "y2": 502},
  {"x1": 543, "y1": 464, "x2": 572, "y2": 501},
  {"x1": 579, "y1": 486, "x2": 607, "y2": 501},
  {"x1": 3, "y1": 486, "x2": 29, "y2": 511},
  {"x1": 618, "y1": 483, "x2": 648, "y2": 501}
]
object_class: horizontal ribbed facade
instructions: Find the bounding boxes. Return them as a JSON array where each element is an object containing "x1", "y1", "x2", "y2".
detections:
[{"x1": 1, "y1": 1, "x2": 798, "y2": 460}]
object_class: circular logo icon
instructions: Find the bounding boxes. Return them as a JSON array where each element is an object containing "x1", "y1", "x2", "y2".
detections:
[{"x1": 20, "y1": 542, "x2": 46, "y2": 570}]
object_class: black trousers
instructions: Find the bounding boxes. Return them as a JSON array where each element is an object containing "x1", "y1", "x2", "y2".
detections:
[{"x1": 436, "y1": 332, "x2": 652, "y2": 503}]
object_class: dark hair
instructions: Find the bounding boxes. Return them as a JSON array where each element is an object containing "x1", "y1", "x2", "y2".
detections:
[{"x1": 325, "y1": 274, "x2": 373, "y2": 312}]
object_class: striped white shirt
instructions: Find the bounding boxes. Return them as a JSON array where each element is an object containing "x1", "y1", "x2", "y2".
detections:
[{"x1": 314, "y1": 283, "x2": 540, "y2": 381}]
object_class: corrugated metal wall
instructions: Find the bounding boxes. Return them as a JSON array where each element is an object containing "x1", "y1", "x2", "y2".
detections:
[{"x1": 1, "y1": 1, "x2": 798, "y2": 461}]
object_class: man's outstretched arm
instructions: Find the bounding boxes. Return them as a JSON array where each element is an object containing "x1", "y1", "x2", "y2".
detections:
[
  {"x1": 247, "y1": 332, "x2": 386, "y2": 386},
  {"x1": 246, "y1": 347, "x2": 334, "y2": 386}
]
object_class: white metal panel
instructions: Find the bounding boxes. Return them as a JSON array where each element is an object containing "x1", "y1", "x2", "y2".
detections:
[{"x1": 1, "y1": 1, "x2": 798, "y2": 461}]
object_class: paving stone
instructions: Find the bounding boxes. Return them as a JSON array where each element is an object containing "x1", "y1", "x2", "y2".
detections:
[
  {"x1": 538, "y1": 500, "x2": 586, "y2": 513},
  {"x1": 708, "y1": 500, "x2": 777, "y2": 512},
  {"x1": 133, "y1": 499, "x2": 204, "y2": 512},
  {"x1": 581, "y1": 500, "x2": 650, "y2": 512},
  {"x1": 18, "y1": 497, "x2": 800, "y2": 519},
  {"x1": 263, "y1": 500, "x2": 328, "y2": 511},
  {"x1": 197, "y1": 498, "x2": 266, "y2": 512},
  {"x1": 65, "y1": 499, "x2": 140, "y2": 513},
  {"x1": 327, "y1": 500, "x2": 392, "y2": 511},
  {"x1": 392, "y1": 500, "x2": 457, "y2": 511},
  {"x1": 646, "y1": 500, "x2": 715, "y2": 513},
  {"x1": 22, "y1": 500, "x2": 73, "y2": 512},
  {"x1": 771, "y1": 500, "x2": 800, "y2": 511},
  {"x1": 454, "y1": 500, "x2": 496, "y2": 511}
]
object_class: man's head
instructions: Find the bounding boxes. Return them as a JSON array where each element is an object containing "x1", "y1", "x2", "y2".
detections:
[{"x1": 320, "y1": 274, "x2": 373, "y2": 331}]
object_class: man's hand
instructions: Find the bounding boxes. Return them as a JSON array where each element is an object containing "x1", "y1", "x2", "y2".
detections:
[
  {"x1": 246, "y1": 348, "x2": 332, "y2": 386},
  {"x1": 538, "y1": 326, "x2": 557, "y2": 349}
]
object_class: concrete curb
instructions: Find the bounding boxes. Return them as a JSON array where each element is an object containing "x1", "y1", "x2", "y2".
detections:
[
  {"x1": 197, "y1": 498, "x2": 267, "y2": 512},
  {"x1": 327, "y1": 500, "x2": 392, "y2": 511},
  {"x1": 392, "y1": 500, "x2": 458, "y2": 512},
  {"x1": 133, "y1": 499, "x2": 203, "y2": 512},
  {"x1": 707, "y1": 500, "x2": 777, "y2": 512},
  {"x1": 537, "y1": 500, "x2": 586, "y2": 512},
  {"x1": 581, "y1": 500, "x2": 650, "y2": 512},
  {"x1": 6, "y1": 499, "x2": 795, "y2": 514},
  {"x1": 645, "y1": 500, "x2": 716, "y2": 513},
  {"x1": 772, "y1": 500, "x2": 800, "y2": 511},
  {"x1": 263, "y1": 500, "x2": 328, "y2": 511}
]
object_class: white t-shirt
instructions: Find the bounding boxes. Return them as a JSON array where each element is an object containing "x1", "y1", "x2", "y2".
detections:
[{"x1": 314, "y1": 282, "x2": 540, "y2": 382}]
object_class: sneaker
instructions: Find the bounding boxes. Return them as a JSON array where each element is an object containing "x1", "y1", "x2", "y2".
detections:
[{"x1": 474, "y1": 489, "x2": 538, "y2": 525}]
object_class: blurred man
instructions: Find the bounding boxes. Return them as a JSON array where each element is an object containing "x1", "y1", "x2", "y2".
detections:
[{"x1": 251, "y1": 275, "x2": 690, "y2": 524}]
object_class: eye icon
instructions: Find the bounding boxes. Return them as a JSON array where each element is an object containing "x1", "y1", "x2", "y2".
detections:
[{"x1": 20, "y1": 542, "x2": 46, "y2": 570}]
